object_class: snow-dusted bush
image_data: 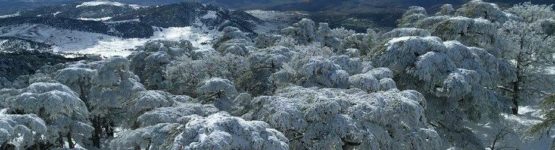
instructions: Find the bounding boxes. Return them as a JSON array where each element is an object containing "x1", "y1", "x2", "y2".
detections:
[
  {"x1": 55, "y1": 67, "x2": 96, "y2": 100},
  {"x1": 237, "y1": 46, "x2": 294, "y2": 95},
  {"x1": 330, "y1": 55, "x2": 362, "y2": 75},
  {"x1": 242, "y1": 86, "x2": 444, "y2": 150},
  {"x1": 255, "y1": 34, "x2": 283, "y2": 48},
  {"x1": 165, "y1": 54, "x2": 249, "y2": 96},
  {"x1": 379, "y1": 78, "x2": 397, "y2": 91},
  {"x1": 436, "y1": 4, "x2": 455, "y2": 16},
  {"x1": 349, "y1": 67, "x2": 397, "y2": 92},
  {"x1": 315, "y1": 23, "x2": 342, "y2": 50},
  {"x1": 214, "y1": 27, "x2": 253, "y2": 56},
  {"x1": 348, "y1": 72, "x2": 379, "y2": 92},
  {"x1": 398, "y1": 2, "x2": 513, "y2": 57},
  {"x1": 281, "y1": 18, "x2": 317, "y2": 44},
  {"x1": 111, "y1": 112, "x2": 288, "y2": 150},
  {"x1": 195, "y1": 78, "x2": 239, "y2": 110},
  {"x1": 342, "y1": 32, "x2": 375, "y2": 55},
  {"x1": 56, "y1": 57, "x2": 148, "y2": 147},
  {"x1": 121, "y1": 90, "x2": 190, "y2": 128},
  {"x1": 280, "y1": 18, "x2": 377, "y2": 55},
  {"x1": 375, "y1": 36, "x2": 513, "y2": 109},
  {"x1": 373, "y1": 36, "x2": 515, "y2": 149},
  {"x1": 89, "y1": 57, "x2": 146, "y2": 117},
  {"x1": 508, "y1": 2, "x2": 555, "y2": 23},
  {"x1": 456, "y1": 0, "x2": 510, "y2": 23},
  {"x1": 136, "y1": 103, "x2": 219, "y2": 127},
  {"x1": 129, "y1": 40, "x2": 194, "y2": 90},
  {"x1": 398, "y1": 6, "x2": 428, "y2": 27},
  {"x1": 381, "y1": 28, "x2": 431, "y2": 39},
  {"x1": 3, "y1": 82, "x2": 92, "y2": 148},
  {"x1": 110, "y1": 123, "x2": 182, "y2": 150},
  {"x1": 0, "y1": 113, "x2": 47, "y2": 149},
  {"x1": 429, "y1": 17, "x2": 502, "y2": 54},
  {"x1": 290, "y1": 56, "x2": 349, "y2": 88}
]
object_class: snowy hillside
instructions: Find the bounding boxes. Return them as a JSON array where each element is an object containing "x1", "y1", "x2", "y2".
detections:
[
  {"x1": 0, "y1": 1, "x2": 555, "y2": 150},
  {"x1": 76, "y1": 1, "x2": 142, "y2": 9},
  {"x1": 0, "y1": 24, "x2": 217, "y2": 57}
]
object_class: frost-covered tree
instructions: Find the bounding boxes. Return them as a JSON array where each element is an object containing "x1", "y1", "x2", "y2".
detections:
[
  {"x1": 276, "y1": 54, "x2": 350, "y2": 89},
  {"x1": 214, "y1": 27, "x2": 254, "y2": 56},
  {"x1": 165, "y1": 53, "x2": 249, "y2": 96},
  {"x1": 281, "y1": 18, "x2": 317, "y2": 45},
  {"x1": 111, "y1": 112, "x2": 288, "y2": 150},
  {"x1": 194, "y1": 78, "x2": 239, "y2": 111},
  {"x1": 392, "y1": 1, "x2": 555, "y2": 116},
  {"x1": 136, "y1": 103, "x2": 219, "y2": 127},
  {"x1": 507, "y1": 2, "x2": 555, "y2": 23},
  {"x1": 436, "y1": 4, "x2": 455, "y2": 16},
  {"x1": 55, "y1": 57, "x2": 148, "y2": 147},
  {"x1": 121, "y1": 90, "x2": 191, "y2": 128},
  {"x1": 3, "y1": 82, "x2": 93, "y2": 149},
  {"x1": 240, "y1": 46, "x2": 293, "y2": 95},
  {"x1": 242, "y1": 86, "x2": 444, "y2": 150},
  {"x1": 498, "y1": 3, "x2": 555, "y2": 114},
  {"x1": 455, "y1": 0, "x2": 510, "y2": 23},
  {"x1": 0, "y1": 113, "x2": 47, "y2": 149},
  {"x1": 55, "y1": 66, "x2": 96, "y2": 101},
  {"x1": 372, "y1": 36, "x2": 515, "y2": 149},
  {"x1": 86, "y1": 57, "x2": 146, "y2": 147},
  {"x1": 531, "y1": 94, "x2": 555, "y2": 134},
  {"x1": 398, "y1": 6, "x2": 428, "y2": 27},
  {"x1": 129, "y1": 40, "x2": 194, "y2": 90}
]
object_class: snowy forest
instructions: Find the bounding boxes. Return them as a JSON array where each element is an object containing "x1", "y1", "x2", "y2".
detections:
[{"x1": 0, "y1": 0, "x2": 555, "y2": 149}]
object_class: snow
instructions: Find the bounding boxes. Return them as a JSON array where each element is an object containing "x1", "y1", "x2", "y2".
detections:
[
  {"x1": 465, "y1": 105, "x2": 555, "y2": 150},
  {"x1": 151, "y1": 27, "x2": 217, "y2": 52},
  {"x1": 77, "y1": 17, "x2": 112, "y2": 21},
  {"x1": 201, "y1": 11, "x2": 218, "y2": 19},
  {"x1": 76, "y1": 1, "x2": 125, "y2": 8},
  {"x1": 76, "y1": 1, "x2": 142, "y2": 9},
  {"x1": 0, "y1": 12, "x2": 20, "y2": 19},
  {"x1": 547, "y1": 66, "x2": 555, "y2": 75},
  {"x1": 0, "y1": 24, "x2": 217, "y2": 57}
]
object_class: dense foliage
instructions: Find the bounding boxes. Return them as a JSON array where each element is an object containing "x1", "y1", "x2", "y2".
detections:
[{"x1": 0, "y1": 0, "x2": 554, "y2": 149}]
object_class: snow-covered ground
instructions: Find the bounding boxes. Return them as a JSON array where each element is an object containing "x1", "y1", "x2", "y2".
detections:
[
  {"x1": 0, "y1": 24, "x2": 217, "y2": 57},
  {"x1": 466, "y1": 106, "x2": 555, "y2": 150},
  {"x1": 0, "y1": 12, "x2": 20, "y2": 19},
  {"x1": 76, "y1": 1, "x2": 143, "y2": 9},
  {"x1": 77, "y1": 17, "x2": 113, "y2": 21},
  {"x1": 201, "y1": 11, "x2": 218, "y2": 20},
  {"x1": 547, "y1": 67, "x2": 555, "y2": 75}
]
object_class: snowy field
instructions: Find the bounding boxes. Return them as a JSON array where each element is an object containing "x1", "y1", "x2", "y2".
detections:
[
  {"x1": 76, "y1": 1, "x2": 143, "y2": 9},
  {"x1": 0, "y1": 24, "x2": 217, "y2": 57},
  {"x1": 0, "y1": 12, "x2": 20, "y2": 19}
]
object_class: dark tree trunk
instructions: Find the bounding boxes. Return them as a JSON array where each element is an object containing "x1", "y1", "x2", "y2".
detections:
[
  {"x1": 58, "y1": 132, "x2": 64, "y2": 148},
  {"x1": 512, "y1": 80, "x2": 520, "y2": 115},
  {"x1": 67, "y1": 130, "x2": 74, "y2": 149},
  {"x1": 512, "y1": 37, "x2": 525, "y2": 115},
  {"x1": 106, "y1": 120, "x2": 114, "y2": 137},
  {"x1": 91, "y1": 116, "x2": 102, "y2": 148},
  {"x1": 1, "y1": 141, "x2": 15, "y2": 150}
]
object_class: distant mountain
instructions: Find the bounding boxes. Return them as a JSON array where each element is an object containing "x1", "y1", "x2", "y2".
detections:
[
  {"x1": 0, "y1": 1, "x2": 262, "y2": 57},
  {"x1": 4, "y1": 1, "x2": 262, "y2": 34},
  {"x1": 0, "y1": 0, "x2": 70, "y2": 14}
]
